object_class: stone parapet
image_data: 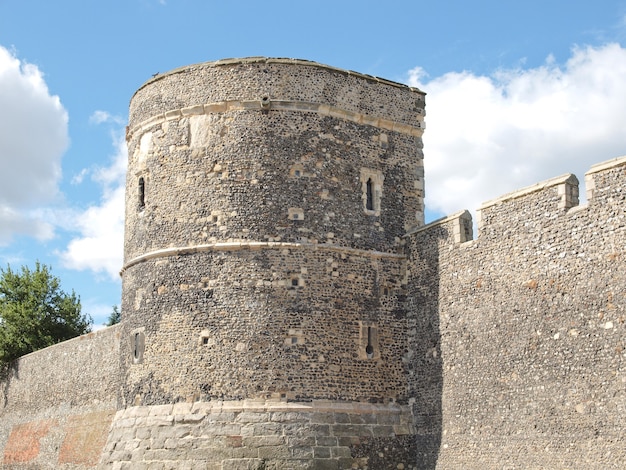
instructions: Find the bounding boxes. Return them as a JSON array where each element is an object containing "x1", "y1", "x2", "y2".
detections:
[
  {"x1": 129, "y1": 57, "x2": 424, "y2": 128},
  {"x1": 584, "y1": 154, "x2": 626, "y2": 201},
  {"x1": 404, "y1": 210, "x2": 473, "y2": 245},
  {"x1": 476, "y1": 173, "x2": 579, "y2": 237}
]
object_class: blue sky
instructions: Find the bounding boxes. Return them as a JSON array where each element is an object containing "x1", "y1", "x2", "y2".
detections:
[{"x1": 1, "y1": 0, "x2": 625, "y2": 327}]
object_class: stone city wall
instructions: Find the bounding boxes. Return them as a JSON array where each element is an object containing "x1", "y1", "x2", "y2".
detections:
[
  {"x1": 0, "y1": 325, "x2": 121, "y2": 469},
  {"x1": 406, "y1": 155, "x2": 626, "y2": 469}
]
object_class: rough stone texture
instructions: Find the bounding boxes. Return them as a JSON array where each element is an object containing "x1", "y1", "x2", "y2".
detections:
[
  {"x1": 99, "y1": 401, "x2": 417, "y2": 470},
  {"x1": 115, "y1": 57, "x2": 424, "y2": 469},
  {"x1": 0, "y1": 325, "x2": 121, "y2": 469},
  {"x1": 121, "y1": 251, "x2": 408, "y2": 406},
  {"x1": 405, "y1": 156, "x2": 626, "y2": 468},
  {"x1": 1, "y1": 58, "x2": 625, "y2": 469},
  {"x1": 128, "y1": 58, "x2": 424, "y2": 132}
]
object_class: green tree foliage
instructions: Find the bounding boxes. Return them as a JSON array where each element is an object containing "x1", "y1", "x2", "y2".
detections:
[
  {"x1": 105, "y1": 305, "x2": 121, "y2": 326},
  {"x1": 0, "y1": 262, "x2": 92, "y2": 364}
]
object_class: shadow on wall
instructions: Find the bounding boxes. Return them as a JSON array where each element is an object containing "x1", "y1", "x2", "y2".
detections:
[
  {"x1": 0, "y1": 362, "x2": 19, "y2": 410},
  {"x1": 405, "y1": 220, "x2": 450, "y2": 468}
]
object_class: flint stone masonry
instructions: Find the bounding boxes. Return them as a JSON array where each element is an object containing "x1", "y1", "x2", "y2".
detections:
[
  {"x1": 1, "y1": 58, "x2": 625, "y2": 469},
  {"x1": 121, "y1": 60, "x2": 423, "y2": 405},
  {"x1": 117, "y1": 57, "x2": 424, "y2": 469},
  {"x1": 128, "y1": 58, "x2": 424, "y2": 131},
  {"x1": 406, "y1": 155, "x2": 626, "y2": 468},
  {"x1": 121, "y1": 251, "x2": 408, "y2": 406},
  {"x1": 0, "y1": 326, "x2": 120, "y2": 468}
]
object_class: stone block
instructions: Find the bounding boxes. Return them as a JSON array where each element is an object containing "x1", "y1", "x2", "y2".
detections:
[
  {"x1": 331, "y1": 446, "x2": 352, "y2": 458},
  {"x1": 145, "y1": 415, "x2": 174, "y2": 427},
  {"x1": 337, "y1": 436, "x2": 361, "y2": 447},
  {"x1": 288, "y1": 436, "x2": 317, "y2": 447},
  {"x1": 311, "y1": 412, "x2": 336, "y2": 424},
  {"x1": 291, "y1": 445, "x2": 314, "y2": 459},
  {"x1": 257, "y1": 445, "x2": 291, "y2": 459},
  {"x1": 242, "y1": 435, "x2": 286, "y2": 447},
  {"x1": 310, "y1": 459, "x2": 339, "y2": 470},
  {"x1": 270, "y1": 411, "x2": 309, "y2": 423},
  {"x1": 148, "y1": 404, "x2": 174, "y2": 416},
  {"x1": 371, "y1": 425, "x2": 394, "y2": 437},
  {"x1": 235, "y1": 412, "x2": 268, "y2": 423},
  {"x1": 252, "y1": 422, "x2": 283, "y2": 436},
  {"x1": 221, "y1": 459, "x2": 266, "y2": 470},
  {"x1": 175, "y1": 413, "x2": 205, "y2": 424},
  {"x1": 313, "y1": 446, "x2": 331, "y2": 458},
  {"x1": 331, "y1": 424, "x2": 372, "y2": 437}
]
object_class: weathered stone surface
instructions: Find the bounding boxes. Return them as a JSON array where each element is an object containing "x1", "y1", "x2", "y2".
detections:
[
  {"x1": 0, "y1": 57, "x2": 624, "y2": 470},
  {"x1": 98, "y1": 401, "x2": 415, "y2": 469},
  {"x1": 0, "y1": 326, "x2": 120, "y2": 469},
  {"x1": 405, "y1": 155, "x2": 626, "y2": 468}
]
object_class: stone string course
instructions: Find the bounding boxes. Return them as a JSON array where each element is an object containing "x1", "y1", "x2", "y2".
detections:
[
  {"x1": 121, "y1": 241, "x2": 405, "y2": 274},
  {"x1": 126, "y1": 99, "x2": 424, "y2": 143}
]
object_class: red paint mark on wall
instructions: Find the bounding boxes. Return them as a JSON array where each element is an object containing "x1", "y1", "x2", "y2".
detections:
[
  {"x1": 58, "y1": 410, "x2": 115, "y2": 466},
  {"x1": 3, "y1": 420, "x2": 55, "y2": 464}
]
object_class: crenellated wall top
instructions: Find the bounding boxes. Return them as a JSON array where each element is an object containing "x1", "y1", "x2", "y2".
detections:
[{"x1": 410, "y1": 154, "x2": 626, "y2": 245}]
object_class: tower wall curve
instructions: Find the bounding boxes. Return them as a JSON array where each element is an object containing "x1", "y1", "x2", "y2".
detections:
[{"x1": 117, "y1": 58, "x2": 425, "y2": 468}]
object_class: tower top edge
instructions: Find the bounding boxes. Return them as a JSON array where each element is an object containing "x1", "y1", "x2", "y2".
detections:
[{"x1": 133, "y1": 57, "x2": 426, "y2": 98}]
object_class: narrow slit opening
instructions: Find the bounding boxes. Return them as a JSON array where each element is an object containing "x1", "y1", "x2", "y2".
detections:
[
  {"x1": 138, "y1": 177, "x2": 145, "y2": 209},
  {"x1": 366, "y1": 326, "x2": 374, "y2": 358},
  {"x1": 366, "y1": 178, "x2": 373, "y2": 211}
]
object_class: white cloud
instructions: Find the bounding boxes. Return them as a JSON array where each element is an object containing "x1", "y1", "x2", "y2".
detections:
[
  {"x1": 70, "y1": 168, "x2": 89, "y2": 185},
  {"x1": 58, "y1": 131, "x2": 126, "y2": 281},
  {"x1": 89, "y1": 110, "x2": 125, "y2": 125},
  {"x1": 408, "y1": 43, "x2": 626, "y2": 219},
  {"x1": 82, "y1": 299, "x2": 118, "y2": 330},
  {"x1": 0, "y1": 207, "x2": 54, "y2": 242},
  {"x1": 0, "y1": 46, "x2": 68, "y2": 244}
]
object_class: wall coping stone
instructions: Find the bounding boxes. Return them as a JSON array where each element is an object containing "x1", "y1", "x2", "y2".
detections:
[
  {"x1": 404, "y1": 210, "x2": 470, "y2": 238},
  {"x1": 478, "y1": 173, "x2": 578, "y2": 211},
  {"x1": 585, "y1": 154, "x2": 626, "y2": 175}
]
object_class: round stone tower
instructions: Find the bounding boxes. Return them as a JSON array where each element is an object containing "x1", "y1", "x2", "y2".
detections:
[{"x1": 117, "y1": 58, "x2": 425, "y2": 469}]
